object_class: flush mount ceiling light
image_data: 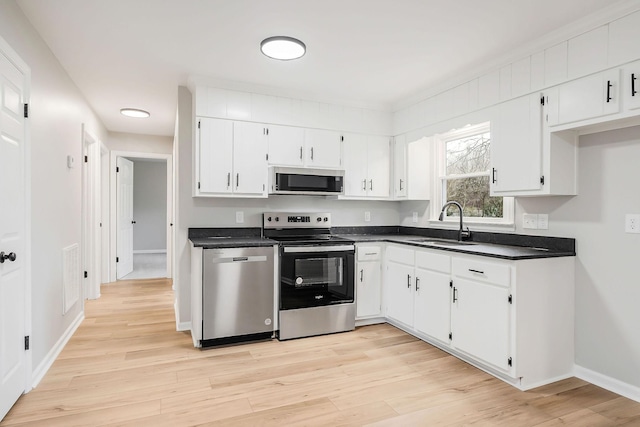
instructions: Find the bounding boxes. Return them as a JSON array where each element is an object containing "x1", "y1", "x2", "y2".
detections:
[
  {"x1": 120, "y1": 108, "x2": 150, "y2": 118},
  {"x1": 260, "y1": 36, "x2": 306, "y2": 60}
]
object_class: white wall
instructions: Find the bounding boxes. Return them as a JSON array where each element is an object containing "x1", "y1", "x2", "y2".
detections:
[
  {"x1": 0, "y1": 1, "x2": 108, "y2": 373},
  {"x1": 131, "y1": 160, "x2": 167, "y2": 252},
  {"x1": 106, "y1": 132, "x2": 173, "y2": 154}
]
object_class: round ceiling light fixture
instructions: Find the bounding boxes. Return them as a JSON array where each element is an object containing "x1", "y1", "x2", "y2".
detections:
[
  {"x1": 260, "y1": 36, "x2": 306, "y2": 60},
  {"x1": 120, "y1": 108, "x2": 150, "y2": 118}
]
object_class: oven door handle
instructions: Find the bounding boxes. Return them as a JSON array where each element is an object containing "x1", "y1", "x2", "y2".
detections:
[{"x1": 283, "y1": 245, "x2": 355, "y2": 253}]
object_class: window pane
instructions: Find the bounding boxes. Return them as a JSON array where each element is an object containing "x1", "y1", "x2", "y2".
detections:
[
  {"x1": 446, "y1": 132, "x2": 490, "y2": 175},
  {"x1": 445, "y1": 176, "x2": 503, "y2": 218}
]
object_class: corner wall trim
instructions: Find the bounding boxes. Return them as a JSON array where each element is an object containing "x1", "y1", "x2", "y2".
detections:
[
  {"x1": 574, "y1": 364, "x2": 640, "y2": 403},
  {"x1": 30, "y1": 311, "x2": 84, "y2": 389}
]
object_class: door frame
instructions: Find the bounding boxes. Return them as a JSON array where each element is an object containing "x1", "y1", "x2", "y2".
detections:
[
  {"x1": 82, "y1": 125, "x2": 101, "y2": 300},
  {"x1": 109, "y1": 151, "x2": 173, "y2": 282},
  {"x1": 0, "y1": 35, "x2": 33, "y2": 394}
]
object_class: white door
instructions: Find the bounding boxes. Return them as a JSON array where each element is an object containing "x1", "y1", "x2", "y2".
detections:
[
  {"x1": 116, "y1": 157, "x2": 134, "y2": 279},
  {"x1": 342, "y1": 133, "x2": 368, "y2": 197},
  {"x1": 385, "y1": 262, "x2": 414, "y2": 327},
  {"x1": 356, "y1": 260, "x2": 381, "y2": 318},
  {"x1": 233, "y1": 121, "x2": 267, "y2": 195},
  {"x1": 304, "y1": 129, "x2": 342, "y2": 169},
  {"x1": 198, "y1": 118, "x2": 233, "y2": 194},
  {"x1": 266, "y1": 124, "x2": 304, "y2": 167},
  {"x1": 414, "y1": 268, "x2": 451, "y2": 344},
  {"x1": 393, "y1": 135, "x2": 407, "y2": 199},
  {"x1": 0, "y1": 49, "x2": 27, "y2": 421},
  {"x1": 367, "y1": 136, "x2": 391, "y2": 198}
]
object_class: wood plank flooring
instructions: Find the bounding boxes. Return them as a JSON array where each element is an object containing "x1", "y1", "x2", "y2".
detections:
[{"x1": 2, "y1": 278, "x2": 639, "y2": 426}]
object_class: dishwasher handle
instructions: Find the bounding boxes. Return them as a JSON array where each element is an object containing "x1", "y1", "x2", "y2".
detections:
[{"x1": 209, "y1": 255, "x2": 268, "y2": 264}]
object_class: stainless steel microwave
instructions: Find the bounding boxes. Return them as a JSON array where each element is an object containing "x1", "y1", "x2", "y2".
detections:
[{"x1": 268, "y1": 167, "x2": 344, "y2": 196}]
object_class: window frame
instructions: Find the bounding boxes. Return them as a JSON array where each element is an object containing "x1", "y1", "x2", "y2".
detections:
[{"x1": 430, "y1": 122, "x2": 514, "y2": 228}]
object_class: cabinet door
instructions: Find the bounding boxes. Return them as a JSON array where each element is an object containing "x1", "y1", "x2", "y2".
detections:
[
  {"x1": 451, "y1": 278, "x2": 510, "y2": 371},
  {"x1": 393, "y1": 135, "x2": 407, "y2": 199},
  {"x1": 267, "y1": 124, "x2": 305, "y2": 167},
  {"x1": 367, "y1": 136, "x2": 391, "y2": 198},
  {"x1": 609, "y1": 9, "x2": 640, "y2": 67},
  {"x1": 198, "y1": 117, "x2": 233, "y2": 194},
  {"x1": 385, "y1": 261, "x2": 414, "y2": 327},
  {"x1": 414, "y1": 267, "x2": 451, "y2": 344},
  {"x1": 491, "y1": 95, "x2": 542, "y2": 194},
  {"x1": 623, "y1": 60, "x2": 640, "y2": 111},
  {"x1": 356, "y1": 260, "x2": 382, "y2": 318},
  {"x1": 233, "y1": 121, "x2": 267, "y2": 196},
  {"x1": 406, "y1": 137, "x2": 431, "y2": 200},
  {"x1": 342, "y1": 133, "x2": 368, "y2": 197},
  {"x1": 304, "y1": 129, "x2": 342, "y2": 169},
  {"x1": 550, "y1": 69, "x2": 620, "y2": 126}
]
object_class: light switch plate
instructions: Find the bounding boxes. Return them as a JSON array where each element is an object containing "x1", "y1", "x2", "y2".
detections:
[
  {"x1": 523, "y1": 214, "x2": 538, "y2": 229},
  {"x1": 235, "y1": 211, "x2": 244, "y2": 224},
  {"x1": 625, "y1": 214, "x2": 640, "y2": 233},
  {"x1": 364, "y1": 211, "x2": 371, "y2": 222},
  {"x1": 537, "y1": 214, "x2": 549, "y2": 230}
]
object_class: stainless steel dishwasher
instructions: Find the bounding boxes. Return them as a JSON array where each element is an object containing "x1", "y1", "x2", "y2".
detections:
[{"x1": 202, "y1": 246, "x2": 275, "y2": 346}]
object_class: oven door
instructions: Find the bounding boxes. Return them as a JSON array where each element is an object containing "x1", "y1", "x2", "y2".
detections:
[{"x1": 280, "y1": 245, "x2": 354, "y2": 310}]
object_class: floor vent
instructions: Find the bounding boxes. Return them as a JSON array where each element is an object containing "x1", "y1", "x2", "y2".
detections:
[{"x1": 62, "y1": 243, "x2": 80, "y2": 314}]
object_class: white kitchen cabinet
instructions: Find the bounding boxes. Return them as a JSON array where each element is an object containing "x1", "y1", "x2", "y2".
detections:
[
  {"x1": 266, "y1": 124, "x2": 305, "y2": 167},
  {"x1": 450, "y1": 257, "x2": 512, "y2": 372},
  {"x1": 342, "y1": 133, "x2": 391, "y2": 199},
  {"x1": 303, "y1": 129, "x2": 342, "y2": 169},
  {"x1": 622, "y1": 60, "x2": 640, "y2": 111},
  {"x1": 491, "y1": 94, "x2": 543, "y2": 194},
  {"x1": 544, "y1": 42, "x2": 568, "y2": 87},
  {"x1": 196, "y1": 117, "x2": 267, "y2": 197},
  {"x1": 567, "y1": 26, "x2": 608, "y2": 80},
  {"x1": 413, "y1": 250, "x2": 451, "y2": 345},
  {"x1": 546, "y1": 68, "x2": 620, "y2": 127},
  {"x1": 355, "y1": 245, "x2": 383, "y2": 319},
  {"x1": 385, "y1": 245, "x2": 415, "y2": 327},
  {"x1": 393, "y1": 135, "x2": 431, "y2": 201},
  {"x1": 609, "y1": 9, "x2": 640, "y2": 67},
  {"x1": 393, "y1": 134, "x2": 407, "y2": 199}
]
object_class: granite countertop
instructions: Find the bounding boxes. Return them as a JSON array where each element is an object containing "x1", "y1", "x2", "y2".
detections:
[
  {"x1": 190, "y1": 236, "x2": 278, "y2": 249},
  {"x1": 337, "y1": 234, "x2": 576, "y2": 260}
]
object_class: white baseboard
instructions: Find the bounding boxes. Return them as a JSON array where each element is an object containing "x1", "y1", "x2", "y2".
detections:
[
  {"x1": 177, "y1": 321, "x2": 192, "y2": 332},
  {"x1": 574, "y1": 364, "x2": 640, "y2": 403},
  {"x1": 31, "y1": 311, "x2": 84, "y2": 389},
  {"x1": 133, "y1": 249, "x2": 167, "y2": 254}
]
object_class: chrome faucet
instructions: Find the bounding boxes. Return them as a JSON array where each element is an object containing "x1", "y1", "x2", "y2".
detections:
[{"x1": 439, "y1": 201, "x2": 471, "y2": 241}]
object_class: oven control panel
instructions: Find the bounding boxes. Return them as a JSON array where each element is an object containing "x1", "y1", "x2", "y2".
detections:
[{"x1": 263, "y1": 212, "x2": 331, "y2": 228}]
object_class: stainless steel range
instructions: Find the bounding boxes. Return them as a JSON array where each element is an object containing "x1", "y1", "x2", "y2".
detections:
[{"x1": 263, "y1": 212, "x2": 355, "y2": 340}]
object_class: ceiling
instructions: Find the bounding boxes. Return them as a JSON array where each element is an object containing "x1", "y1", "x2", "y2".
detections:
[{"x1": 17, "y1": 0, "x2": 620, "y2": 137}]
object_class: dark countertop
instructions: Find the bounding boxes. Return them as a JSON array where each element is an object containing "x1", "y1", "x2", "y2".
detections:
[
  {"x1": 338, "y1": 234, "x2": 575, "y2": 260},
  {"x1": 190, "y1": 236, "x2": 278, "y2": 249}
]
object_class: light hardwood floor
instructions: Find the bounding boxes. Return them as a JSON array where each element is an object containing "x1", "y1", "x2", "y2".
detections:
[{"x1": 2, "y1": 278, "x2": 639, "y2": 426}]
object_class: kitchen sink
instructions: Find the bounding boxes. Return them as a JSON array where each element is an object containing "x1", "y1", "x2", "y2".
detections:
[{"x1": 408, "y1": 238, "x2": 477, "y2": 247}]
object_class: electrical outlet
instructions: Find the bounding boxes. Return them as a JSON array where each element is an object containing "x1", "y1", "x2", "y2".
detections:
[
  {"x1": 625, "y1": 214, "x2": 640, "y2": 233},
  {"x1": 235, "y1": 211, "x2": 244, "y2": 224},
  {"x1": 412, "y1": 212, "x2": 418, "y2": 223},
  {"x1": 523, "y1": 214, "x2": 538, "y2": 229},
  {"x1": 537, "y1": 214, "x2": 549, "y2": 230},
  {"x1": 364, "y1": 211, "x2": 371, "y2": 222}
]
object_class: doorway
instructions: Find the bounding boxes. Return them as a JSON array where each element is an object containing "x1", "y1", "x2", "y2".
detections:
[{"x1": 108, "y1": 151, "x2": 173, "y2": 284}]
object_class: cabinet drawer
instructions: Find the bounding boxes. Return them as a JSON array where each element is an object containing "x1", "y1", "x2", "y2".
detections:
[
  {"x1": 386, "y1": 245, "x2": 415, "y2": 265},
  {"x1": 415, "y1": 249, "x2": 450, "y2": 274},
  {"x1": 357, "y1": 245, "x2": 381, "y2": 261},
  {"x1": 452, "y1": 256, "x2": 510, "y2": 287}
]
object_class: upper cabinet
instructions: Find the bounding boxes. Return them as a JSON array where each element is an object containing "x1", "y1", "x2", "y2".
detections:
[
  {"x1": 266, "y1": 126, "x2": 342, "y2": 169},
  {"x1": 302, "y1": 129, "x2": 343, "y2": 169},
  {"x1": 342, "y1": 133, "x2": 390, "y2": 199},
  {"x1": 393, "y1": 135, "x2": 431, "y2": 200},
  {"x1": 609, "y1": 10, "x2": 640, "y2": 67},
  {"x1": 195, "y1": 117, "x2": 268, "y2": 198},
  {"x1": 265, "y1": 125, "x2": 305, "y2": 167},
  {"x1": 622, "y1": 60, "x2": 640, "y2": 112}
]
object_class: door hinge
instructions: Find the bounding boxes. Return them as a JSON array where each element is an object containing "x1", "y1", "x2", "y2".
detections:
[
  {"x1": 99, "y1": 222, "x2": 102, "y2": 227},
  {"x1": 449, "y1": 332, "x2": 452, "y2": 340},
  {"x1": 24, "y1": 103, "x2": 29, "y2": 118},
  {"x1": 116, "y1": 257, "x2": 119, "y2": 263},
  {"x1": 341, "y1": 135, "x2": 344, "y2": 142},
  {"x1": 25, "y1": 336, "x2": 30, "y2": 350},
  {"x1": 540, "y1": 175, "x2": 545, "y2": 185},
  {"x1": 266, "y1": 128, "x2": 269, "y2": 136},
  {"x1": 449, "y1": 280, "x2": 453, "y2": 288},
  {"x1": 266, "y1": 153, "x2": 269, "y2": 161},
  {"x1": 84, "y1": 155, "x2": 88, "y2": 163},
  {"x1": 508, "y1": 294, "x2": 513, "y2": 304},
  {"x1": 540, "y1": 96, "x2": 545, "y2": 106},
  {"x1": 84, "y1": 271, "x2": 88, "y2": 278},
  {"x1": 508, "y1": 357, "x2": 513, "y2": 367},
  {"x1": 197, "y1": 121, "x2": 201, "y2": 129},
  {"x1": 116, "y1": 166, "x2": 119, "y2": 173},
  {"x1": 197, "y1": 182, "x2": 201, "y2": 189}
]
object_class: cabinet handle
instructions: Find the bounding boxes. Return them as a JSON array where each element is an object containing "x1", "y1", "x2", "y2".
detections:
[
  {"x1": 399, "y1": 179, "x2": 404, "y2": 191},
  {"x1": 415, "y1": 276, "x2": 420, "y2": 291},
  {"x1": 632, "y1": 73, "x2": 637, "y2": 97},
  {"x1": 227, "y1": 172, "x2": 230, "y2": 188},
  {"x1": 360, "y1": 269, "x2": 364, "y2": 282},
  {"x1": 369, "y1": 180, "x2": 373, "y2": 191},
  {"x1": 453, "y1": 287, "x2": 458, "y2": 303},
  {"x1": 407, "y1": 274, "x2": 411, "y2": 289},
  {"x1": 492, "y1": 168, "x2": 497, "y2": 184},
  {"x1": 362, "y1": 179, "x2": 367, "y2": 191},
  {"x1": 236, "y1": 173, "x2": 239, "y2": 188},
  {"x1": 311, "y1": 147, "x2": 314, "y2": 160},
  {"x1": 300, "y1": 146, "x2": 303, "y2": 160},
  {"x1": 606, "y1": 80, "x2": 613, "y2": 103},
  {"x1": 468, "y1": 268, "x2": 485, "y2": 275}
]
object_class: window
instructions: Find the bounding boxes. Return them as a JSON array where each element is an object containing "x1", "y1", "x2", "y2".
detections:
[{"x1": 433, "y1": 122, "x2": 513, "y2": 225}]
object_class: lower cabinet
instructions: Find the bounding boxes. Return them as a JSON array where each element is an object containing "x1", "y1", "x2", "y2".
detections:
[
  {"x1": 355, "y1": 244, "x2": 383, "y2": 319},
  {"x1": 384, "y1": 243, "x2": 575, "y2": 390}
]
